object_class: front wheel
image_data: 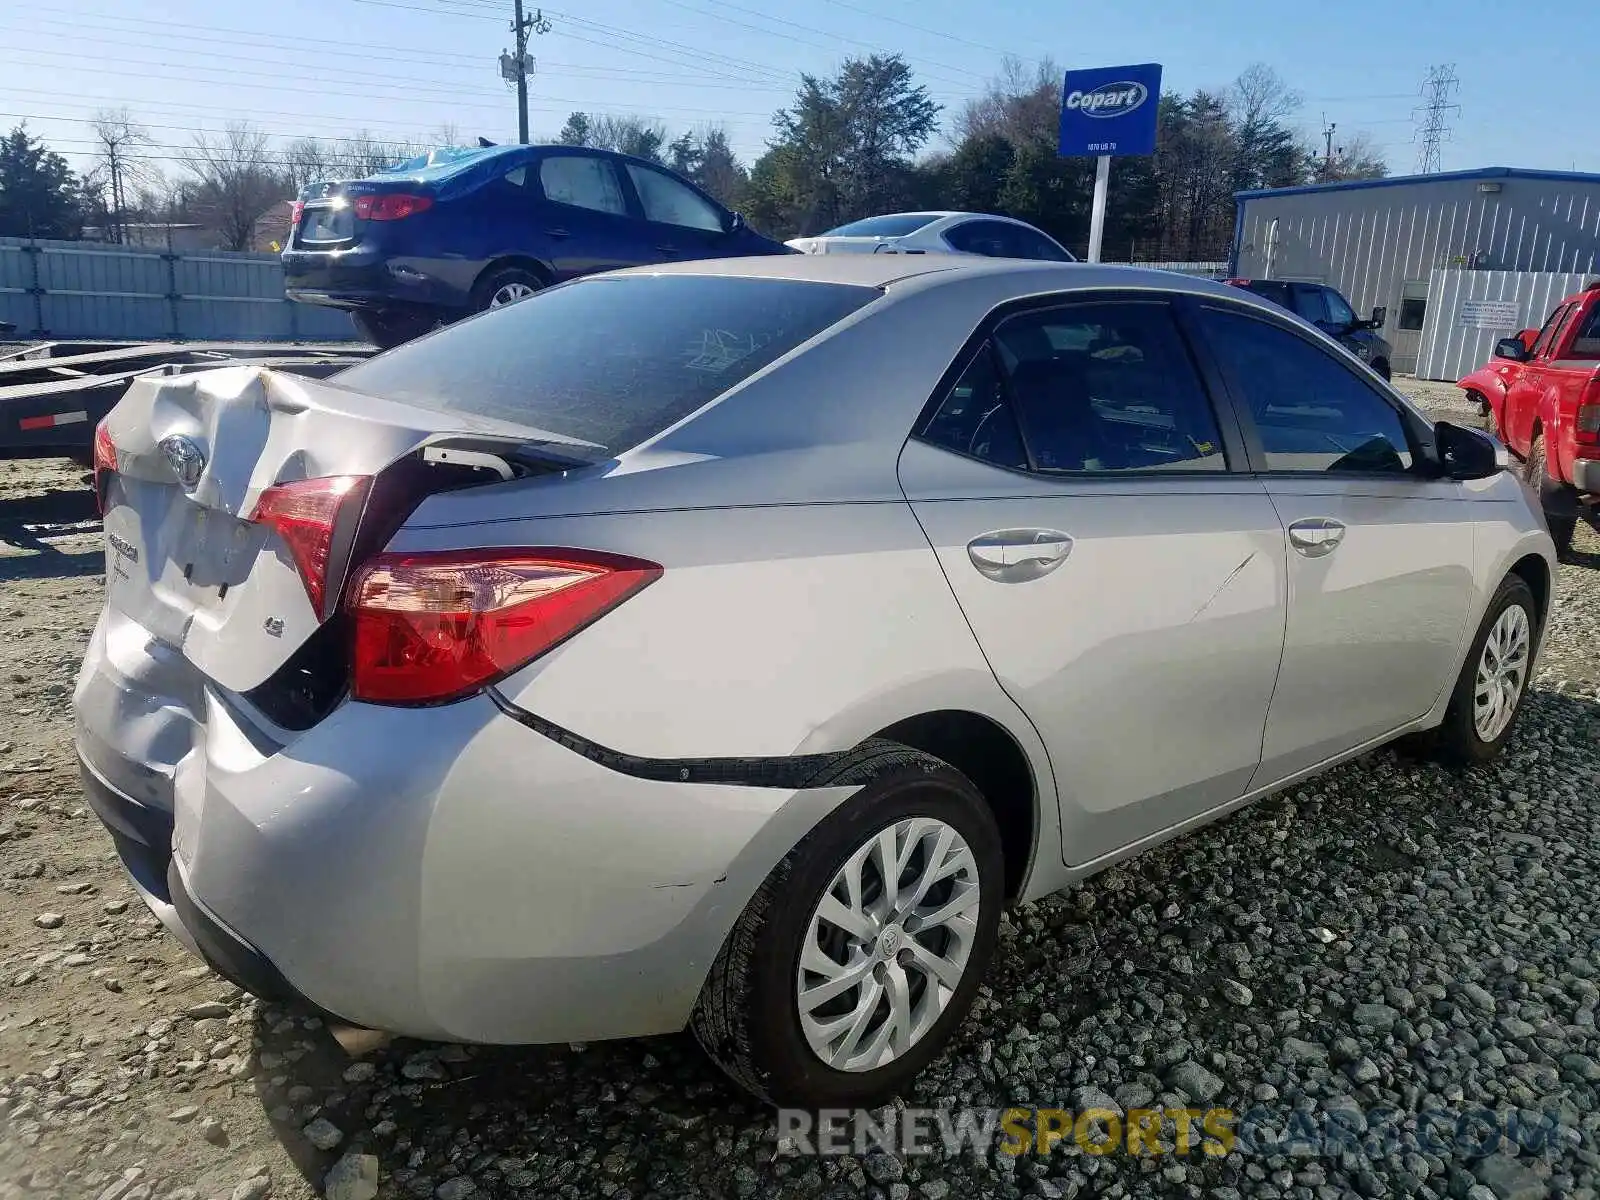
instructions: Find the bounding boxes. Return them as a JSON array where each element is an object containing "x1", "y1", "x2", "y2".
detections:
[
  {"x1": 1416, "y1": 574, "x2": 1538, "y2": 766},
  {"x1": 691, "y1": 741, "x2": 1004, "y2": 1108}
]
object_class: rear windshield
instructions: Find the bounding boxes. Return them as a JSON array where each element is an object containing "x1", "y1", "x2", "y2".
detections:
[
  {"x1": 823, "y1": 214, "x2": 942, "y2": 238},
  {"x1": 1242, "y1": 280, "x2": 1292, "y2": 308},
  {"x1": 334, "y1": 274, "x2": 877, "y2": 455}
]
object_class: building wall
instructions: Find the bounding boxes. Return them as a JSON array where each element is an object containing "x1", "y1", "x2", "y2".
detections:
[
  {"x1": 1415, "y1": 269, "x2": 1593, "y2": 382},
  {"x1": 1233, "y1": 172, "x2": 1600, "y2": 374}
]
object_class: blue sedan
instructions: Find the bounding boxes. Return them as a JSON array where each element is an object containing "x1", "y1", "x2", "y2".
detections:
[{"x1": 282, "y1": 144, "x2": 791, "y2": 347}]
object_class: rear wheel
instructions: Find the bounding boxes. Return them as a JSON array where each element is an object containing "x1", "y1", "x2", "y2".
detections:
[
  {"x1": 1415, "y1": 574, "x2": 1537, "y2": 766},
  {"x1": 1524, "y1": 433, "x2": 1578, "y2": 556},
  {"x1": 691, "y1": 740, "x2": 1003, "y2": 1108},
  {"x1": 473, "y1": 266, "x2": 545, "y2": 312},
  {"x1": 350, "y1": 309, "x2": 437, "y2": 350}
]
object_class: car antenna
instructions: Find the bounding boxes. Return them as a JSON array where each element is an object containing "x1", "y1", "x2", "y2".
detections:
[{"x1": 478, "y1": 137, "x2": 497, "y2": 148}]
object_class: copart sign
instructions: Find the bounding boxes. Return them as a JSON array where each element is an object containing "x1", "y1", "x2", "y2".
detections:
[{"x1": 1058, "y1": 63, "x2": 1163, "y2": 157}]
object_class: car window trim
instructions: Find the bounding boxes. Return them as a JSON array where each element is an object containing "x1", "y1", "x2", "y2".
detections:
[
  {"x1": 910, "y1": 289, "x2": 1252, "y2": 479},
  {"x1": 1188, "y1": 298, "x2": 1440, "y2": 481}
]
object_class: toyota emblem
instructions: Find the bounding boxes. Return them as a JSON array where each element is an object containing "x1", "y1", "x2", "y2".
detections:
[{"x1": 158, "y1": 434, "x2": 206, "y2": 490}]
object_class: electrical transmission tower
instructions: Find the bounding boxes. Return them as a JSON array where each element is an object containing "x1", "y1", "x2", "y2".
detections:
[{"x1": 1414, "y1": 64, "x2": 1460, "y2": 174}]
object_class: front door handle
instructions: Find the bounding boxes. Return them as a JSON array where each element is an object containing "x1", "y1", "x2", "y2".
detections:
[
  {"x1": 546, "y1": 227, "x2": 571, "y2": 239},
  {"x1": 657, "y1": 244, "x2": 680, "y2": 254},
  {"x1": 967, "y1": 528, "x2": 1074, "y2": 582},
  {"x1": 1288, "y1": 517, "x2": 1346, "y2": 558}
]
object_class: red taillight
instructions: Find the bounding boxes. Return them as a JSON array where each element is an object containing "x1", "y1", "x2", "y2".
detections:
[
  {"x1": 1578, "y1": 386, "x2": 1600, "y2": 449},
  {"x1": 352, "y1": 193, "x2": 433, "y2": 221},
  {"x1": 290, "y1": 200, "x2": 305, "y2": 228},
  {"x1": 250, "y1": 475, "x2": 371, "y2": 618},
  {"x1": 347, "y1": 549, "x2": 662, "y2": 705},
  {"x1": 92, "y1": 419, "x2": 117, "y2": 515}
]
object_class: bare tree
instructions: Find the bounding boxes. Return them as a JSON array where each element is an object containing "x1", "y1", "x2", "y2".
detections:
[
  {"x1": 1318, "y1": 130, "x2": 1388, "y2": 182},
  {"x1": 181, "y1": 122, "x2": 285, "y2": 251},
  {"x1": 952, "y1": 55, "x2": 1061, "y2": 149},
  {"x1": 1227, "y1": 64, "x2": 1302, "y2": 128},
  {"x1": 282, "y1": 137, "x2": 336, "y2": 194},
  {"x1": 334, "y1": 131, "x2": 418, "y2": 177},
  {"x1": 86, "y1": 109, "x2": 155, "y2": 243}
]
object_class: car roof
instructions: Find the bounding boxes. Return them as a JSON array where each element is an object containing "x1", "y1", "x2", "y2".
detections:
[{"x1": 607, "y1": 254, "x2": 1257, "y2": 306}]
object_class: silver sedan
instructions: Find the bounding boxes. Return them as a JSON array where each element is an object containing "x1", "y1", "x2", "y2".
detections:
[{"x1": 75, "y1": 254, "x2": 1554, "y2": 1109}]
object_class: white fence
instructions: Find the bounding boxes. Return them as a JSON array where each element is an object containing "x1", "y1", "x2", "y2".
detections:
[
  {"x1": 1415, "y1": 268, "x2": 1594, "y2": 381},
  {"x1": 0, "y1": 237, "x2": 357, "y2": 342}
]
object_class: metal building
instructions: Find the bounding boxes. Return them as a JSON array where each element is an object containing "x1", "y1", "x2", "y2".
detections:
[{"x1": 1230, "y1": 167, "x2": 1600, "y2": 375}]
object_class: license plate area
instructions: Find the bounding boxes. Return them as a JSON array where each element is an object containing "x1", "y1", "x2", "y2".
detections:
[{"x1": 297, "y1": 205, "x2": 354, "y2": 245}]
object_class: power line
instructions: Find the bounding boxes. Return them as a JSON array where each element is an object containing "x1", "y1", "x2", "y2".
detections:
[
  {"x1": 1413, "y1": 63, "x2": 1459, "y2": 174},
  {"x1": 0, "y1": 11, "x2": 808, "y2": 92},
  {"x1": 647, "y1": 0, "x2": 992, "y2": 88},
  {"x1": 0, "y1": 46, "x2": 784, "y2": 120},
  {"x1": 816, "y1": 0, "x2": 1033, "y2": 60}
]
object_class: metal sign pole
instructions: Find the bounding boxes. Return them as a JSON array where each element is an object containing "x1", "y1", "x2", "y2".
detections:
[{"x1": 1087, "y1": 155, "x2": 1111, "y2": 263}]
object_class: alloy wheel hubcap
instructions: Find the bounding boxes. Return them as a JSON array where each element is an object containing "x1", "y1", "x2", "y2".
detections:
[
  {"x1": 490, "y1": 282, "x2": 537, "y2": 307},
  {"x1": 797, "y1": 817, "x2": 981, "y2": 1072},
  {"x1": 1474, "y1": 604, "x2": 1530, "y2": 742}
]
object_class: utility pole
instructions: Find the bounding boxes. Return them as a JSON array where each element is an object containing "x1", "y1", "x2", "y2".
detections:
[
  {"x1": 1414, "y1": 64, "x2": 1460, "y2": 174},
  {"x1": 504, "y1": 0, "x2": 551, "y2": 144},
  {"x1": 1321, "y1": 116, "x2": 1336, "y2": 177}
]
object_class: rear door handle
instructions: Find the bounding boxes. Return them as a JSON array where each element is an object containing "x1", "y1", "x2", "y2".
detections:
[
  {"x1": 546, "y1": 227, "x2": 571, "y2": 239},
  {"x1": 657, "y1": 244, "x2": 680, "y2": 254},
  {"x1": 967, "y1": 528, "x2": 1074, "y2": 582},
  {"x1": 1288, "y1": 517, "x2": 1346, "y2": 558}
]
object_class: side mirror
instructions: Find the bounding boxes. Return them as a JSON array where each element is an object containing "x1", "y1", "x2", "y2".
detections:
[
  {"x1": 1436, "y1": 421, "x2": 1508, "y2": 480},
  {"x1": 1493, "y1": 337, "x2": 1530, "y2": 362},
  {"x1": 1369, "y1": 306, "x2": 1387, "y2": 329},
  {"x1": 725, "y1": 210, "x2": 746, "y2": 234}
]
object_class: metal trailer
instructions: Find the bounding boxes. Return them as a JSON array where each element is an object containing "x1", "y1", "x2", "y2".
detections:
[
  {"x1": 0, "y1": 342, "x2": 373, "y2": 460},
  {"x1": 1231, "y1": 167, "x2": 1600, "y2": 376}
]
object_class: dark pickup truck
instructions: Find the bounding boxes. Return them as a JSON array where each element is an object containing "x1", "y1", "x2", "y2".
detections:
[{"x1": 1226, "y1": 278, "x2": 1393, "y2": 381}]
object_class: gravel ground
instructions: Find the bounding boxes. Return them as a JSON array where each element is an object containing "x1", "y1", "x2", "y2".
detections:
[{"x1": 2, "y1": 381, "x2": 1598, "y2": 1200}]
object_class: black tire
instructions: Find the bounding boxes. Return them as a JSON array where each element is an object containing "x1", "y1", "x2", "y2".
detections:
[
  {"x1": 350, "y1": 309, "x2": 436, "y2": 350},
  {"x1": 690, "y1": 739, "x2": 1004, "y2": 1108},
  {"x1": 1415, "y1": 574, "x2": 1538, "y2": 767},
  {"x1": 472, "y1": 265, "x2": 546, "y2": 313},
  {"x1": 1372, "y1": 357, "x2": 1391, "y2": 382},
  {"x1": 1525, "y1": 433, "x2": 1579, "y2": 557}
]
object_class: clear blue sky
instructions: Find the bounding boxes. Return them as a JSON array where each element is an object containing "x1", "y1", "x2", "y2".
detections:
[{"x1": 3, "y1": 0, "x2": 1596, "y2": 184}]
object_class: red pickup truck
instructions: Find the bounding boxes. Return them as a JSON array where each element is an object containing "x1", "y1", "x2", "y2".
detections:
[{"x1": 1458, "y1": 281, "x2": 1600, "y2": 556}]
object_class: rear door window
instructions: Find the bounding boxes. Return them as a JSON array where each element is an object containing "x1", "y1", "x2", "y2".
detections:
[
  {"x1": 1291, "y1": 285, "x2": 1329, "y2": 325},
  {"x1": 1530, "y1": 304, "x2": 1572, "y2": 358},
  {"x1": 538, "y1": 154, "x2": 628, "y2": 216},
  {"x1": 1242, "y1": 280, "x2": 1292, "y2": 309},
  {"x1": 920, "y1": 300, "x2": 1229, "y2": 473},
  {"x1": 333, "y1": 275, "x2": 877, "y2": 456},
  {"x1": 944, "y1": 220, "x2": 1017, "y2": 258},
  {"x1": 1568, "y1": 303, "x2": 1600, "y2": 358},
  {"x1": 1002, "y1": 225, "x2": 1074, "y2": 262}
]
